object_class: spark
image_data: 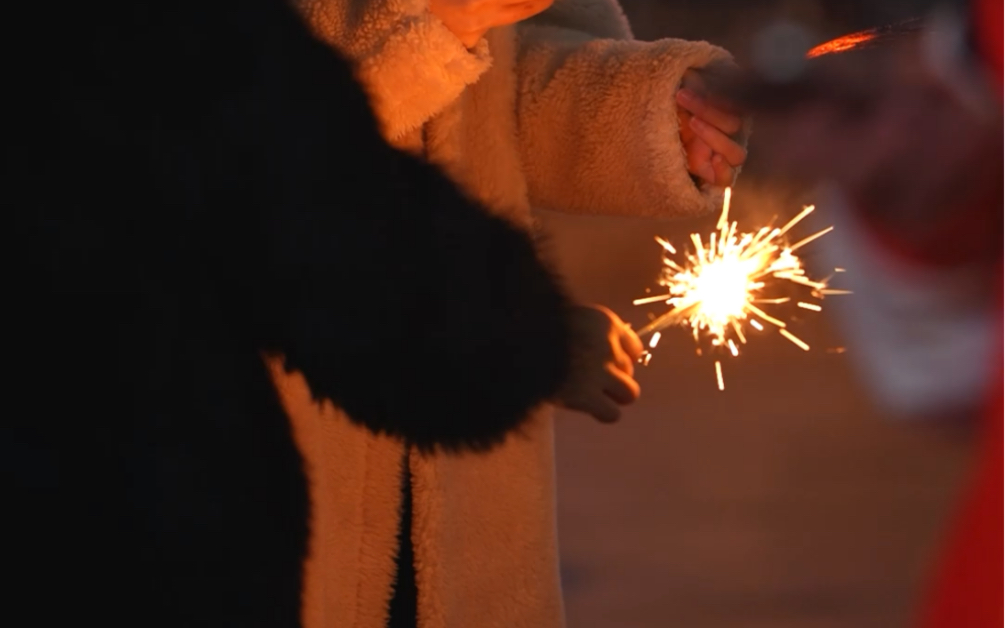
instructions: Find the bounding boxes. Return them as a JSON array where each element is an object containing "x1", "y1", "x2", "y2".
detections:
[
  {"x1": 806, "y1": 30, "x2": 878, "y2": 58},
  {"x1": 731, "y1": 320, "x2": 747, "y2": 344},
  {"x1": 634, "y1": 188, "x2": 844, "y2": 389},
  {"x1": 633, "y1": 294, "x2": 672, "y2": 306},
  {"x1": 717, "y1": 187, "x2": 732, "y2": 230},
  {"x1": 655, "y1": 237, "x2": 676, "y2": 254},
  {"x1": 779, "y1": 329, "x2": 810, "y2": 351},
  {"x1": 789, "y1": 226, "x2": 834, "y2": 251}
]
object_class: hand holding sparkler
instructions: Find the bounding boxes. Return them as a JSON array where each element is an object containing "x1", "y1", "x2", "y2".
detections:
[{"x1": 554, "y1": 305, "x2": 645, "y2": 423}]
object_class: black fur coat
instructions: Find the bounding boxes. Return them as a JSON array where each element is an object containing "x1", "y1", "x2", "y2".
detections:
[{"x1": 5, "y1": 0, "x2": 571, "y2": 624}]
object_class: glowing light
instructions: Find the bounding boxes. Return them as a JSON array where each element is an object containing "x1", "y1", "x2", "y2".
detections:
[
  {"x1": 779, "y1": 328, "x2": 810, "y2": 351},
  {"x1": 806, "y1": 31, "x2": 878, "y2": 58},
  {"x1": 634, "y1": 188, "x2": 845, "y2": 389}
]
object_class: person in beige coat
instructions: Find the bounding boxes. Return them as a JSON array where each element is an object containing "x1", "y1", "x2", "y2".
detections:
[{"x1": 271, "y1": 0, "x2": 749, "y2": 625}]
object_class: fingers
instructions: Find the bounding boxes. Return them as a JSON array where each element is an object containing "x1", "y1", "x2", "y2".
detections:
[
  {"x1": 599, "y1": 309, "x2": 643, "y2": 373},
  {"x1": 555, "y1": 360, "x2": 640, "y2": 423},
  {"x1": 603, "y1": 365, "x2": 640, "y2": 405},
  {"x1": 618, "y1": 325, "x2": 645, "y2": 363},
  {"x1": 711, "y1": 154, "x2": 734, "y2": 187},
  {"x1": 684, "y1": 136, "x2": 717, "y2": 185},
  {"x1": 611, "y1": 345, "x2": 635, "y2": 378},
  {"x1": 686, "y1": 135, "x2": 735, "y2": 186},
  {"x1": 608, "y1": 328, "x2": 643, "y2": 380},
  {"x1": 688, "y1": 116, "x2": 747, "y2": 167},
  {"x1": 581, "y1": 394, "x2": 622, "y2": 424},
  {"x1": 676, "y1": 89, "x2": 743, "y2": 135},
  {"x1": 679, "y1": 68, "x2": 706, "y2": 94},
  {"x1": 560, "y1": 368, "x2": 638, "y2": 424},
  {"x1": 557, "y1": 304, "x2": 644, "y2": 423}
]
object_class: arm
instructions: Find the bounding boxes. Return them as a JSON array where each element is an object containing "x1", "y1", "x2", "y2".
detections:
[
  {"x1": 515, "y1": 21, "x2": 740, "y2": 218},
  {"x1": 295, "y1": 0, "x2": 491, "y2": 141},
  {"x1": 215, "y1": 7, "x2": 572, "y2": 453}
]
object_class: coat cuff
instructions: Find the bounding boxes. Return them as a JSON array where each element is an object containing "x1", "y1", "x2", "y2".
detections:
[
  {"x1": 640, "y1": 39, "x2": 737, "y2": 217},
  {"x1": 354, "y1": 14, "x2": 492, "y2": 140},
  {"x1": 516, "y1": 31, "x2": 745, "y2": 219}
]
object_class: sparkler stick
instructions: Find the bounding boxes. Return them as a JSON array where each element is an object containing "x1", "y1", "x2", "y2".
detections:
[{"x1": 633, "y1": 187, "x2": 846, "y2": 389}]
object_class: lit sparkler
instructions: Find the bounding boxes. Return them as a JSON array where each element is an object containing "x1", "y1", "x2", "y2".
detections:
[{"x1": 633, "y1": 187, "x2": 845, "y2": 389}]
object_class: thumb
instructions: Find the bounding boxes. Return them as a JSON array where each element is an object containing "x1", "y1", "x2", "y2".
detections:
[{"x1": 620, "y1": 324, "x2": 645, "y2": 361}]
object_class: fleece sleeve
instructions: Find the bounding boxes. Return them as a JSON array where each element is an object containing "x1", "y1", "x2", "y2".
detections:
[
  {"x1": 296, "y1": 0, "x2": 492, "y2": 141},
  {"x1": 515, "y1": 23, "x2": 738, "y2": 218}
]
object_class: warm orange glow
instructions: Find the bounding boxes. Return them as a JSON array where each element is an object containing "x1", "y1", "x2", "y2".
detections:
[
  {"x1": 634, "y1": 188, "x2": 845, "y2": 389},
  {"x1": 806, "y1": 31, "x2": 878, "y2": 58}
]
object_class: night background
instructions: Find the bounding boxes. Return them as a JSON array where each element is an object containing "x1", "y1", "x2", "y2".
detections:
[
  {"x1": 539, "y1": 0, "x2": 981, "y2": 626},
  {"x1": 12, "y1": 0, "x2": 994, "y2": 624}
]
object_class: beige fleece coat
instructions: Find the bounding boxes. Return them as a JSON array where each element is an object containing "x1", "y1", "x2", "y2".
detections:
[{"x1": 272, "y1": 0, "x2": 733, "y2": 626}]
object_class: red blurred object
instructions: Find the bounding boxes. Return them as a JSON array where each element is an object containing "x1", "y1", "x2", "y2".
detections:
[
  {"x1": 973, "y1": 0, "x2": 1003, "y2": 85},
  {"x1": 918, "y1": 367, "x2": 1003, "y2": 628},
  {"x1": 916, "y1": 0, "x2": 1003, "y2": 626}
]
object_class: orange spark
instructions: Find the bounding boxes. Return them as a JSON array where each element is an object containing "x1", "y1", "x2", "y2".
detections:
[{"x1": 806, "y1": 31, "x2": 878, "y2": 58}]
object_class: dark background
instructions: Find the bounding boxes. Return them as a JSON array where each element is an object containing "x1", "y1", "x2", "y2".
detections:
[{"x1": 538, "y1": 0, "x2": 977, "y2": 625}]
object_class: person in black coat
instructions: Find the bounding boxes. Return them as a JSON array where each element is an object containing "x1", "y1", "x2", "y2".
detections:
[{"x1": 4, "y1": 0, "x2": 572, "y2": 624}]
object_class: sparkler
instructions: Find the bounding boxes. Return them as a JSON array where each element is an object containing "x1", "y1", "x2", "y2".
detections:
[{"x1": 633, "y1": 187, "x2": 846, "y2": 389}]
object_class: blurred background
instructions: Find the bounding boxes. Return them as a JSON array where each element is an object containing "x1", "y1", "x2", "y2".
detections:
[{"x1": 536, "y1": 0, "x2": 985, "y2": 626}]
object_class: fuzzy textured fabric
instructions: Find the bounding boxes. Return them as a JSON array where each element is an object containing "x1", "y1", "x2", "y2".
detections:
[
  {"x1": 283, "y1": 0, "x2": 741, "y2": 626},
  {"x1": 5, "y1": 0, "x2": 572, "y2": 625}
]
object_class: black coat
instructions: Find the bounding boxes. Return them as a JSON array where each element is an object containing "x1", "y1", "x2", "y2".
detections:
[{"x1": 4, "y1": 0, "x2": 571, "y2": 625}]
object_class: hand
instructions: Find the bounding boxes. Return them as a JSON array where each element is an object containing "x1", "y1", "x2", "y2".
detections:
[
  {"x1": 555, "y1": 305, "x2": 645, "y2": 423},
  {"x1": 676, "y1": 69, "x2": 747, "y2": 187},
  {"x1": 429, "y1": 0, "x2": 554, "y2": 49}
]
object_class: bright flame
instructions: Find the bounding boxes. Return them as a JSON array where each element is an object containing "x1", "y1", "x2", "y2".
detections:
[
  {"x1": 686, "y1": 256, "x2": 756, "y2": 333},
  {"x1": 633, "y1": 188, "x2": 844, "y2": 389}
]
